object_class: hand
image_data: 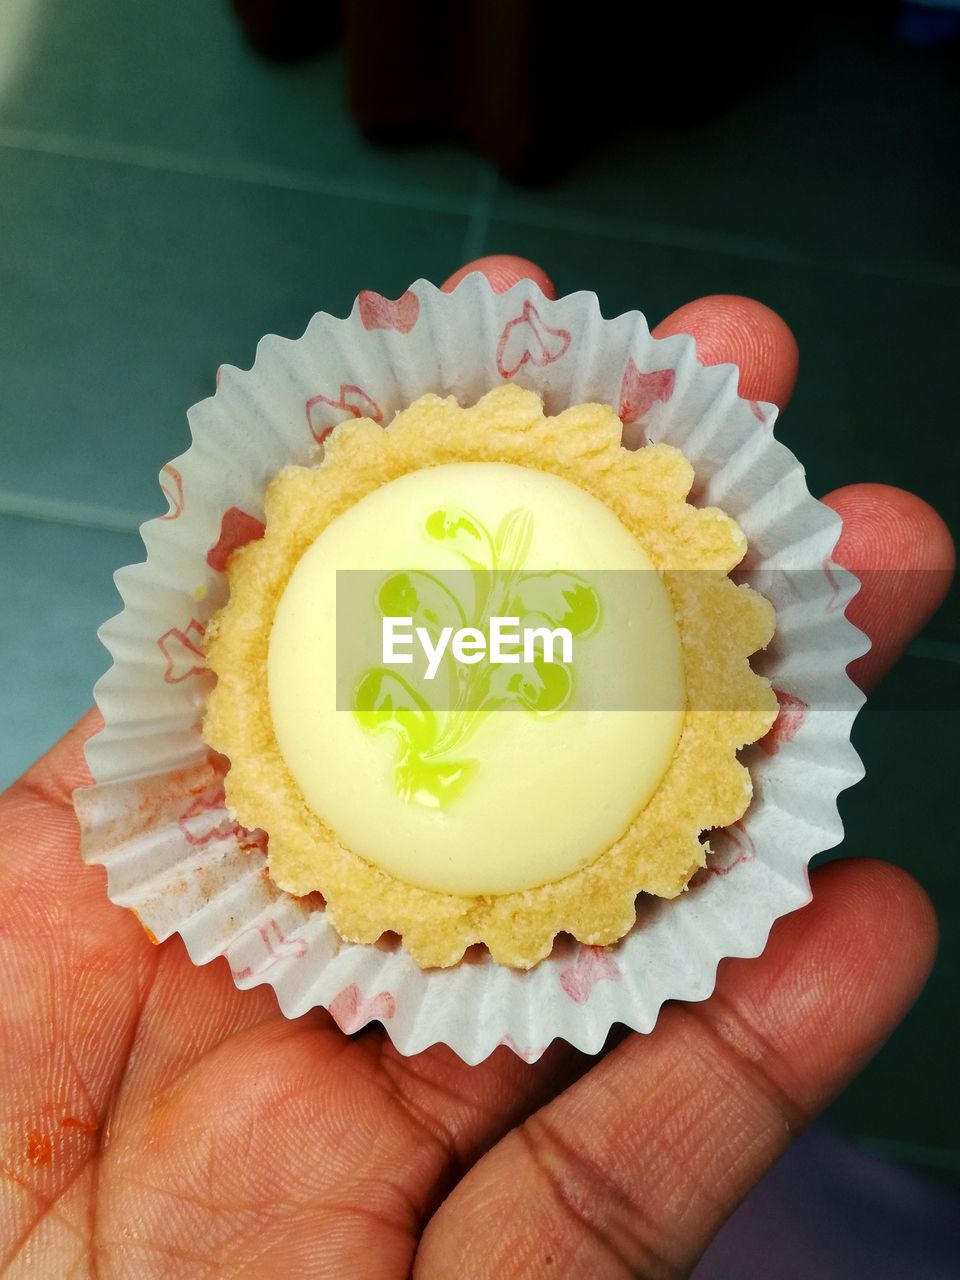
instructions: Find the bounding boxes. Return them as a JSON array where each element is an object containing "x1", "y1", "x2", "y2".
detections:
[{"x1": 1, "y1": 257, "x2": 953, "y2": 1278}]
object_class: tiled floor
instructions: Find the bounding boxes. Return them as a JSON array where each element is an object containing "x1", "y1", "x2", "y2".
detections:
[{"x1": 1, "y1": 0, "x2": 958, "y2": 1203}]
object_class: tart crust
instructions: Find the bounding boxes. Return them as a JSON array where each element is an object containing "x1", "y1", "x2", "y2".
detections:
[{"x1": 203, "y1": 385, "x2": 777, "y2": 968}]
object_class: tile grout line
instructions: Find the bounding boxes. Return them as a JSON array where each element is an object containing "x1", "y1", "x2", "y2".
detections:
[
  {"x1": 854, "y1": 1133, "x2": 960, "y2": 1174},
  {"x1": 0, "y1": 491, "x2": 145, "y2": 535},
  {"x1": 2, "y1": 127, "x2": 959, "y2": 289},
  {"x1": 497, "y1": 200, "x2": 960, "y2": 289},
  {"x1": 907, "y1": 636, "x2": 960, "y2": 665},
  {"x1": 0, "y1": 126, "x2": 475, "y2": 219}
]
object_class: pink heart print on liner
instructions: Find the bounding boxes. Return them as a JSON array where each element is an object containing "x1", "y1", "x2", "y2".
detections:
[
  {"x1": 822, "y1": 556, "x2": 848, "y2": 614},
  {"x1": 158, "y1": 619, "x2": 205, "y2": 683},
  {"x1": 159, "y1": 464, "x2": 184, "y2": 520},
  {"x1": 207, "y1": 507, "x2": 266, "y2": 573},
  {"x1": 176, "y1": 756, "x2": 266, "y2": 850},
  {"x1": 177, "y1": 785, "x2": 260, "y2": 851},
  {"x1": 708, "y1": 820, "x2": 756, "y2": 878},
  {"x1": 687, "y1": 819, "x2": 758, "y2": 890},
  {"x1": 748, "y1": 400, "x2": 774, "y2": 430},
  {"x1": 358, "y1": 289, "x2": 420, "y2": 333},
  {"x1": 559, "y1": 944, "x2": 621, "y2": 1004},
  {"x1": 496, "y1": 300, "x2": 572, "y2": 378},
  {"x1": 306, "y1": 384, "x2": 383, "y2": 444},
  {"x1": 618, "y1": 359, "x2": 676, "y2": 425},
  {"x1": 328, "y1": 985, "x2": 397, "y2": 1034},
  {"x1": 497, "y1": 1034, "x2": 549, "y2": 1063},
  {"x1": 759, "y1": 689, "x2": 809, "y2": 756},
  {"x1": 232, "y1": 920, "x2": 309, "y2": 981}
]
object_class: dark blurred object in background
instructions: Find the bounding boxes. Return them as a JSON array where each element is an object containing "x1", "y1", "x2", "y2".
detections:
[
  {"x1": 231, "y1": 0, "x2": 341, "y2": 61},
  {"x1": 231, "y1": 0, "x2": 778, "y2": 183},
  {"x1": 898, "y1": 0, "x2": 960, "y2": 47},
  {"x1": 343, "y1": 0, "x2": 775, "y2": 183},
  {"x1": 229, "y1": 1, "x2": 960, "y2": 184}
]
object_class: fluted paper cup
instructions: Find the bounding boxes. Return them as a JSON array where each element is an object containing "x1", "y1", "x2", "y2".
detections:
[{"x1": 73, "y1": 275, "x2": 868, "y2": 1064}]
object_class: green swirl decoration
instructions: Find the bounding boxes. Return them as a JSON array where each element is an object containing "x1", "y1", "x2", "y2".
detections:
[{"x1": 352, "y1": 508, "x2": 601, "y2": 810}]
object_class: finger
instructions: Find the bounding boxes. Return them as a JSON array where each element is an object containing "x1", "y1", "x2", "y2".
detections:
[
  {"x1": 653, "y1": 295, "x2": 799, "y2": 411},
  {"x1": 1, "y1": 707, "x2": 102, "y2": 889},
  {"x1": 416, "y1": 859, "x2": 936, "y2": 1279},
  {"x1": 0, "y1": 708, "x2": 165, "y2": 1243},
  {"x1": 824, "y1": 483, "x2": 955, "y2": 693},
  {"x1": 441, "y1": 255, "x2": 557, "y2": 298}
]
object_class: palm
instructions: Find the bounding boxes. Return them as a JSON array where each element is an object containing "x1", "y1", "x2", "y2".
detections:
[
  {"x1": 7, "y1": 713, "x2": 603, "y2": 1275},
  {"x1": 2, "y1": 277, "x2": 952, "y2": 1278},
  {"x1": 4, "y1": 740, "x2": 581, "y2": 1274}
]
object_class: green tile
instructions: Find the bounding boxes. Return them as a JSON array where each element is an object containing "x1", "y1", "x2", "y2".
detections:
[
  {"x1": 479, "y1": 215, "x2": 960, "y2": 640},
  {"x1": 822, "y1": 651, "x2": 959, "y2": 1181},
  {"x1": 0, "y1": 515, "x2": 142, "y2": 787},
  {"x1": 493, "y1": 16, "x2": 960, "y2": 275},
  {"x1": 0, "y1": 0, "x2": 489, "y2": 202},
  {"x1": 0, "y1": 147, "x2": 468, "y2": 520}
]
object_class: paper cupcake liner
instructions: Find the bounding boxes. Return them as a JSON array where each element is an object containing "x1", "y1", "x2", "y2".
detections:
[{"x1": 74, "y1": 275, "x2": 868, "y2": 1064}]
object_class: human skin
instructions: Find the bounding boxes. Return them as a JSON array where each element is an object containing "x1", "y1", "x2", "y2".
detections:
[{"x1": 0, "y1": 255, "x2": 954, "y2": 1278}]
